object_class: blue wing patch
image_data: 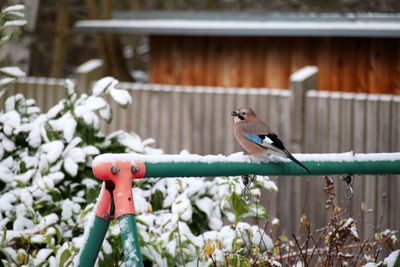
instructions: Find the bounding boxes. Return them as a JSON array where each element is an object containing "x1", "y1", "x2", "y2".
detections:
[
  {"x1": 244, "y1": 133, "x2": 277, "y2": 147},
  {"x1": 244, "y1": 133, "x2": 264, "y2": 145}
]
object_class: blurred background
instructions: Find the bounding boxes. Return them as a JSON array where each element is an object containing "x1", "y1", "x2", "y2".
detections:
[
  {"x1": 2, "y1": 0, "x2": 400, "y2": 240},
  {"x1": 4, "y1": 0, "x2": 400, "y2": 83}
]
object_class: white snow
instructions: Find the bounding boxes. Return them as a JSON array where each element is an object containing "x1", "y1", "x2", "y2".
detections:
[
  {"x1": 33, "y1": 248, "x2": 53, "y2": 265},
  {"x1": 271, "y1": 218, "x2": 280, "y2": 226},
  {"x1": 41, "y1": 141, "x2": 64, "y2": 163},
  {"x1": 93, "y1": 151, "x2": 400, "y2": 167},
  {"x1": 47, "y1": 102, "x2": 65, "y2": 119},
  {"x1": 290, "y1": 66, "x2": 318, "y2": 82},
  {"x1": 63, "y1": 157, "x2": 78, "y2": 177},
  {"x1": 383, "y1": 250, "x2": 400, "y2": 267},
  {"x1": 4, "y1": 20, "x2": 27, "y2": 27},
  {"x1": 2, "y1": 4, "x2": 25, "y2": 13},
  {"x1": 172, "y1": 194, "x2": 192, "y2": 221},
  {"x1": 0, "y1": 77, "x2": 15, "y2": 87},
  {"x1": 0, "y1": 66, "x2": 26, "y2": 77},
  {"x1": 93, "y1": 152, "x2": 250, "y2": 165},
  {"x1": 109, "y1": 87, "x2": 132, "y2": 106},
  {"x1": 296, "y1": 152, "x2": 400, "y2": 162},
  {"x1": 119, "y1": 218, "x2": 139, "y2": 263},
  {"x1": 75, "y1": 59, "x2": 102, "y2": 73},
  {"x1": 48, "y1": 113, "x2": 77, "y2": 142},
  {"x1": 0, "y1": 110, "x2": 21, "y2": 135},
  {"x1": 77, "y1": 19, "x2": 400, "y2": 37},
  {"x1": 195, "y1": 197, "x2": 214, "y2": 218},
  {"x1": 92, "y1": 76, "x2": 118, "y2": 96},
  {"x1": 1, "y1": 134, "x2": 15, "y2": 151}
]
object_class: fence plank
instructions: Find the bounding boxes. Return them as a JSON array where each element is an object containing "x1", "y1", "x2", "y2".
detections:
[
  {"x1": 303, "y1": 91, "x2": 320, "y2": 229},
  {"x1": 191, "y1": 90, "x2": 203, "y2": 154},
  {"x1": 213, "y1": 89, "x2": 226, "y2": 154},
  {"x1": 364, "y1": 95, "x2": 379, "y2": 238},
  {"x1": 223, "y1": 91, "x2": 237, "y2": 154},
  {"x1": 328, "y1": 93, "x2": 340, "y2": 153},
  {"x1": 389, "y1": 97, "x2": 400, "y2": 230},
  {"x1": 337, "y1": 93, "x2": 354, "y2": 209},
  {"x1": 170, "y1": 89, "x2": 182, "y2": 153},
  {"x1": 304, "y1": 90, "x2": 318, "y2": 153},
  {"x1": 376, "y1": 96, "x2": 392, "y2": 231},
  {"x1": 181, "y1": 91, "x2": 192, "y2": 153},
  {"x1": 352, "y1": 93, "x2": 367, "y2": 237}
]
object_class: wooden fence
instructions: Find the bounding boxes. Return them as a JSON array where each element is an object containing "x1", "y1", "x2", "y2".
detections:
[{"x1": 2, "y1": 67, "x2": 399, "y2": 239}]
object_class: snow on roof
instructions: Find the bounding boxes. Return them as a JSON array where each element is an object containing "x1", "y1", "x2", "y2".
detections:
[{"x1": 75, "y1": 11, "x2": 400, "y2": 37}]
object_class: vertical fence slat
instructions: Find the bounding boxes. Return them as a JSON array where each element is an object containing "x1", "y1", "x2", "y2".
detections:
[
  {"x1": 223, "y1": 91, "x2": 237, "y2": 154},
  {"x1": 304, "y1": 91, "x2": 319, "y2": 228},
  {"x1": 316, "y1": 92, "x2": 330, "y2": 153},
  {"x1": 203, "y1": 91, "x2": 214, "y2": 155},
  {"x1": 376, "y1": 96, "x2": 392, "y2": 231},
  {"x1": 170, "y1": 88, "x2": 182, "y2": 153},
  {"x1": 352, "y1": 93, "x2": 367, "y2": 237},
  {"x1": 337, "y1": 93, "x2": 354, "y2": 207},
  {"x1": 389, "y1": 97, "x2": 400, "y2": 230},
  {"x1": 191, "y1": 89, "x2": 203, "y2": 154},
  {"x1": 212, "y1": 89, "x2": 226, "y2": 154},
  {"x1": 181, "y1": 90, "x2": 192, "y2": 153},
  {"x1": 304, "y1": 91, "x2": 318, "y2": 152},
  {"x1": 364, "y1": 95, "x2": 379, "y2": 238}
]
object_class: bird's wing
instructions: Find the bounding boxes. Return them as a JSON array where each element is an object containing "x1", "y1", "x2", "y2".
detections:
[
  {"x1": 243, "y1": 132, "x2": 287, "y2": 155},
  {"x1": 244, "y1": 131, "x2": 311, "y2": 173},
  {"x1": 241, "y1": 120, "x2": 286, "y2": 153}
]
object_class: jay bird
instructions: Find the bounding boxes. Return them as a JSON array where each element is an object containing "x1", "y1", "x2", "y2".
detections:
[{"x1": 231, "y1": 107, "x2": 311, "y2": 173}]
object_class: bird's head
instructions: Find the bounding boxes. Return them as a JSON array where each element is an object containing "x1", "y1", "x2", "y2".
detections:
[{"x1": 230, "y1": 107, "x2": 257, "y2": 121}]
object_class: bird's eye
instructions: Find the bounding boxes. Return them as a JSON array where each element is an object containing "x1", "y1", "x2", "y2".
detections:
[{"x1": 240, "y1": 112, "x2": 246, "y2": 116}]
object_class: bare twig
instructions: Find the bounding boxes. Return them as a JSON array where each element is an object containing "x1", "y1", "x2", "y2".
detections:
[{"x1": 292, "y1": 233, "x2": 308, "y2": 265}]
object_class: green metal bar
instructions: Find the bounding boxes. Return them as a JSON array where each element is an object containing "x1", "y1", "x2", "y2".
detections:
[
  {"x1": 118, "y1": 214, "x2": 144, "y2": 267},
  {"x1": 142, "y1": 155, "x2": 400, "y2": 178},
  {"x1": 93, "y1": 152, "x2": 400, "y2": 178},
  {"x1": 144, "y1": 160, "x2": 400, "y2": 177},
  {"x1": 76, "y1": 215, "x2": 110, "y2": 267}
]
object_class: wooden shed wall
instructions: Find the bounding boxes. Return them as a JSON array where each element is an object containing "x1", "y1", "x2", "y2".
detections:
[{"x1": 150, "y1": 36, "x2": 400, "y2": 94}]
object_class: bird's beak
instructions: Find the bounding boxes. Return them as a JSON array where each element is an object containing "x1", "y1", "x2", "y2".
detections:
[{"x1": 230, "y1": 111, "x2": 238, "y2": 117}]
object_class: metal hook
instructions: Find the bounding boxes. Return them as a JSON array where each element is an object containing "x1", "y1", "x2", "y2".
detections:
[
  {"x1": 242, "y1": 188, "x2": 252, "y2": 202},
  {"x1": 241, "y1": 174, "x2": 256, "y2": 202},
  {"x1": 340, "y1": 174, "x2": 354, "y2": 200}
]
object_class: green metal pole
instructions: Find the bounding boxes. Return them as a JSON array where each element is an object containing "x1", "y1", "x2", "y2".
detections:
[
  {"x1": 118, "y1": 214, "x2": 144, "y2": 267},
  {"x1": 143, "y1": 158, "x2": 400, "y2": 177},
  {"x1": 76, "y1": 215, "x2": 110, "y2": 267}
]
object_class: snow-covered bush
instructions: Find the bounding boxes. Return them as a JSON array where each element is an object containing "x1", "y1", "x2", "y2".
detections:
[
  {"x1": 0, "y1": 3, "x2": 26, "y2": 97},
  {"x1": 0, "y1": 77, "x2": 278, "y2": 266}
]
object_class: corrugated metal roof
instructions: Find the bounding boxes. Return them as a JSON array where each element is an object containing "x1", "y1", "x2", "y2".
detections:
[{"x1": 75, "y1": 11, "x2": 400, "y2": 37}]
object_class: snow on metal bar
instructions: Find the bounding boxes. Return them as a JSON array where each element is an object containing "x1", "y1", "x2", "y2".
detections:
[
  {"x1": 92, "y1": 152, "x2": 400, "y2": 177},
  {"x1": 93, "y1": 152, "x2": 400, "y2": 165}
]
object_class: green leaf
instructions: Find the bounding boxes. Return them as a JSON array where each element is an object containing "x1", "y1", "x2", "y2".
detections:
[
  {"x1": 0, "y1": 248, "x2": 12, "y2": 266},
  {"x1": 50, "y1": 188, "x2": 62, "y2": 202},
  {"x1": 54, "y1": 226, "x2": 62, "y2": 245},
  {"x1": 230, "y1": 192, "x2": 249, "y2": 224},
  {"x1": 150, "y1": 189, "x2": 163, "y2": 212},
  {"x1": 59, "y1": 248, "x2": 71, "y2": 267},
  {"x1": 188, "y1": 205, "x2": 209, "y2": 236},
  {"x1": 228, "y1": 254, "x2": 251, "y2": 267},
  {"x1": 86, "y1": 186, "x2": 99, "y2": 204}
]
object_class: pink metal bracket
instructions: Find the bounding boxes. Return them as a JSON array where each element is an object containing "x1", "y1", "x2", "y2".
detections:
[{"x1": 92, "y1": 161, "x2": 146, "y2": 219}]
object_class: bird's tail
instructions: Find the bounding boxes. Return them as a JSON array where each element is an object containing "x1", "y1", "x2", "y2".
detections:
[{"x1": 283, "y1": 150, "x2": 311, "y2": 174}]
